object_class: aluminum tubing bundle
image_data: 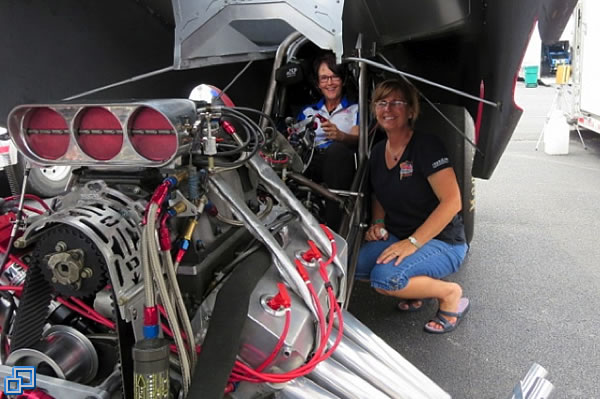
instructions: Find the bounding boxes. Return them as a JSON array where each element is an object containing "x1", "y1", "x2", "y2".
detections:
[
  {"x1": 274, "y1": 376, "x2": 340, "y2": 399},
  {"x1": 311, "y1": 327, "x2": 435, "y2": 399},
  {"x1": 526, "y1": 379, "x2": 554, "y2": 399},
  {"x1": 337, "y1": 311, "x2": 451, "y2": 399},
  {"x1": 307, "y1": 357, "x2": 389, "y2": 399},
  {"x1": 511, "y1": 363, "x2": 554, "y2": 399}
]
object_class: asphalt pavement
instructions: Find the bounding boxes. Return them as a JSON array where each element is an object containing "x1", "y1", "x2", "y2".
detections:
[{"x1": 347, "y1": 80, "x2": 600, "y2": 398}]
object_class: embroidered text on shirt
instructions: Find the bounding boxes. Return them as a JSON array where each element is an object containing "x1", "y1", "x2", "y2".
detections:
[{"x1": 432, "y1": 157, "x2": 449, "y2": 169}]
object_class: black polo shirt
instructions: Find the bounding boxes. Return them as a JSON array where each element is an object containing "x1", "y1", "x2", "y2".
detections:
[{"x1": 369, "y1": 133, "x2": 466, "y2": 244}]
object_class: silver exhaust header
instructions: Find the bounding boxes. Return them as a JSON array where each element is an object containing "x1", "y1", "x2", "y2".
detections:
[
  {"x1": 336, "y1": 311, "x2": 451, "y2": 399},
  {"x1": 274, "y1": 376, "x2": 340, "y2": 399},
  {"x1": 511, "y1": 363, "x2": 554, "y2": 399},
  {"x1": 308, "y1": 357, "x2": 389, "y2": 399}
]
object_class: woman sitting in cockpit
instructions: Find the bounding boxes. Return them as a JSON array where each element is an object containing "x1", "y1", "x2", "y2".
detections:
[{"x1": 296, "y1": 51, "x2": 358, "y2": 231}]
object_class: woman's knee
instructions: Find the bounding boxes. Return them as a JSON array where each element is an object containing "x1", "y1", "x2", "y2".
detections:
[
  {"x1": 356, "y1": 252, "x2": 375, "y2": 278},
  {"x1": 370, "y1": 265, "x2": 409, "y2": 292},
  {"x1": 358, "y1": 241, "x2": 387, "y2": 267},
  {"x1": 398, "y1": 240, "x2": 466, "y2": 280}
]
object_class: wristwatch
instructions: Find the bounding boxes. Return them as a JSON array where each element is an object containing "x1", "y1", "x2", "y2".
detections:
[{"x1": 408, "y1": 236, "x2": 422, "y2": 249}]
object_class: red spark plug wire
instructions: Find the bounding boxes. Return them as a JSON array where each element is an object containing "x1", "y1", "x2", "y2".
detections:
[
  {"x1": 256, "y1": 284, "x2": 291, "y2": 372},
  {"x1": 228, "y1": 285, "x2": 293, "y2": 383},
  {"x1": 21, "y1": 205, "x2": 44, "y2": 215},
  {"x1": 230, "y1": 296, "x2": 343, "y2": 383},
  {"x1": 3, "y1": 194, "x2": 51, "y2": 212},
  {"x1": 158, "y1": 304, "x2": 203, "y2": 355},
  {"x1": 56, "y1": 297, "x2": 115, "y2": 330},
  {"x1": 259, "y1": 152, "x2": 290, "y2": 165},
  {"x1": 0, "y1": 244, "x2": 30, "y2": 272},
  {"x1": 158, "y1": 304, "x2": 188, "y2": 339},
  {"x1": 319, "y1": 224, "x2": 337, "y2": 267},
  {"x1": 16, "y1": 389, "x2": 55, "y2": 399},
  {"x1": 231, "y1": 260, "x2": 337, "y2": 383},
  {"x1": 232, "y1": 224, "x2": 343, "y2": 383},
  {"x1": 0, "y1": 285, "x2": 22, "y2": 292}
]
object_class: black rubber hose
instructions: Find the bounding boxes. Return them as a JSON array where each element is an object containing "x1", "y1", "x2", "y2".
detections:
[
  {"x1": 287, "y1": 172, "x2": 345, "y2": 205},
  {"x1": 187, "y1": 248, "x2": 271, "y2": 399}
]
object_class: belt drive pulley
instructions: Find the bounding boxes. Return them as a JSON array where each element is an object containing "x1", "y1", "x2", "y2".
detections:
[
  {"x1": 12, "y1": 225, "x2": 135, "y2": 398},
  {"x1": 36, "y1": 225, "x2": 108, "y2": 298}
]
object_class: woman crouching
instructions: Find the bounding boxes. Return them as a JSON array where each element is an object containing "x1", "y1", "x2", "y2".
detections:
[{"x1": 356, "y1": 79, "x2": 470, "y2": 334}]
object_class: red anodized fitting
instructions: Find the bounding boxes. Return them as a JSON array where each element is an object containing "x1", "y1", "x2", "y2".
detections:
[{"x1": 266, "y1": 283, "x2": 291, "y2": 311}]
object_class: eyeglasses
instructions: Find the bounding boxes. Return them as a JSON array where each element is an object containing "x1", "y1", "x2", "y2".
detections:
[
  {"x1": 375, "y1": 100, "x2": 408, "y2": 109},
  {"x1": 318, "y1": 75, "x2": 342, "y2": 84}
]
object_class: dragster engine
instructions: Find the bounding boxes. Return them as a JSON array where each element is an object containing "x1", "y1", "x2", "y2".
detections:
[{"x1": 0, "y1": 92, "x2": 449, "y2": 399}]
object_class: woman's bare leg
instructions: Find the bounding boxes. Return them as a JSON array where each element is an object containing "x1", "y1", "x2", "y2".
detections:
[{"x1": 374, "y1": 276, "x2": 462, "y2": 331}]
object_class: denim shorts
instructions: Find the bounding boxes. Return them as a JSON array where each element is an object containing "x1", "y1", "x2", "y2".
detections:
[{"x1": 355, "y1": 234, "x2": 468, "y2": 291}]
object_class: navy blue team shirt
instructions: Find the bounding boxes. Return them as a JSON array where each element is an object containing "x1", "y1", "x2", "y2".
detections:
[{"x1": 369, "y1": 133, "x2": 466, "y2": 244}]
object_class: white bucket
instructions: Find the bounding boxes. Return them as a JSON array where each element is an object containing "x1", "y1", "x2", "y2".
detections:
[{"x1": 543, "y1": 110, "x2": 569, "y2": 155}]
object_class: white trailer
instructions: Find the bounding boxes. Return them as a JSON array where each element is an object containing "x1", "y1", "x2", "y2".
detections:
[{"x1": 572, "y1": 0, "x2": 600, "y2": 133}]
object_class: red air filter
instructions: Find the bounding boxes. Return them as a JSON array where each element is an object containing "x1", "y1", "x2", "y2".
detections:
[
  {"x1": 129, "y1": 107, "x2": 177, "y2": 161},
  {"x1": 75, "y1": 107, "x2": 123, "y2": 160},
  {"x1": 24, "y1": 107, "x2": 69, "y2": 160}
]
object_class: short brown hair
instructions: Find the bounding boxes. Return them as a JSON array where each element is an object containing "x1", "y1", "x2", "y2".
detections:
[
  {"x1": 371, "y1": 79, "x2": 420, "y2": 127},
  {"x1": 313, "y1": 52, "x2": 343, "y2": 82}
]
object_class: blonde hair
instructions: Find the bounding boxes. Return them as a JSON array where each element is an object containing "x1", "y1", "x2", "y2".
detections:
[{"x1": 371, "y1": 79, "x2": 420, "y2": 127}]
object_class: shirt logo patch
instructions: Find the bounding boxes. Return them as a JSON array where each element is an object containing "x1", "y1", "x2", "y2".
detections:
[
  {"x1": 399, "y1": 161, "x2": 413, "y2": 180},
  {"x1": 432, "y1": 157, "x2": 449, "y2": 169}
]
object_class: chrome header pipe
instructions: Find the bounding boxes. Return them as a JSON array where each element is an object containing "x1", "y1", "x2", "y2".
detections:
[
  {"x1": 337, "y1": 311, "x2": 450, "y2": 399},
  {"x1": 308, "y1": 357, "x2": 390, "y2": 399},
  {"x1": 526, "y1": 378, "x2": 554, "y2": 399},
  {"x1": 274, "y1": 376, "x2": 340, "y2": 399},
  {"x1": 511, "y1": 363, "x2": 554, "y2": 399},
  {"x1": 326, "y1": 328, "x2": 443, "y2": 399}
]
